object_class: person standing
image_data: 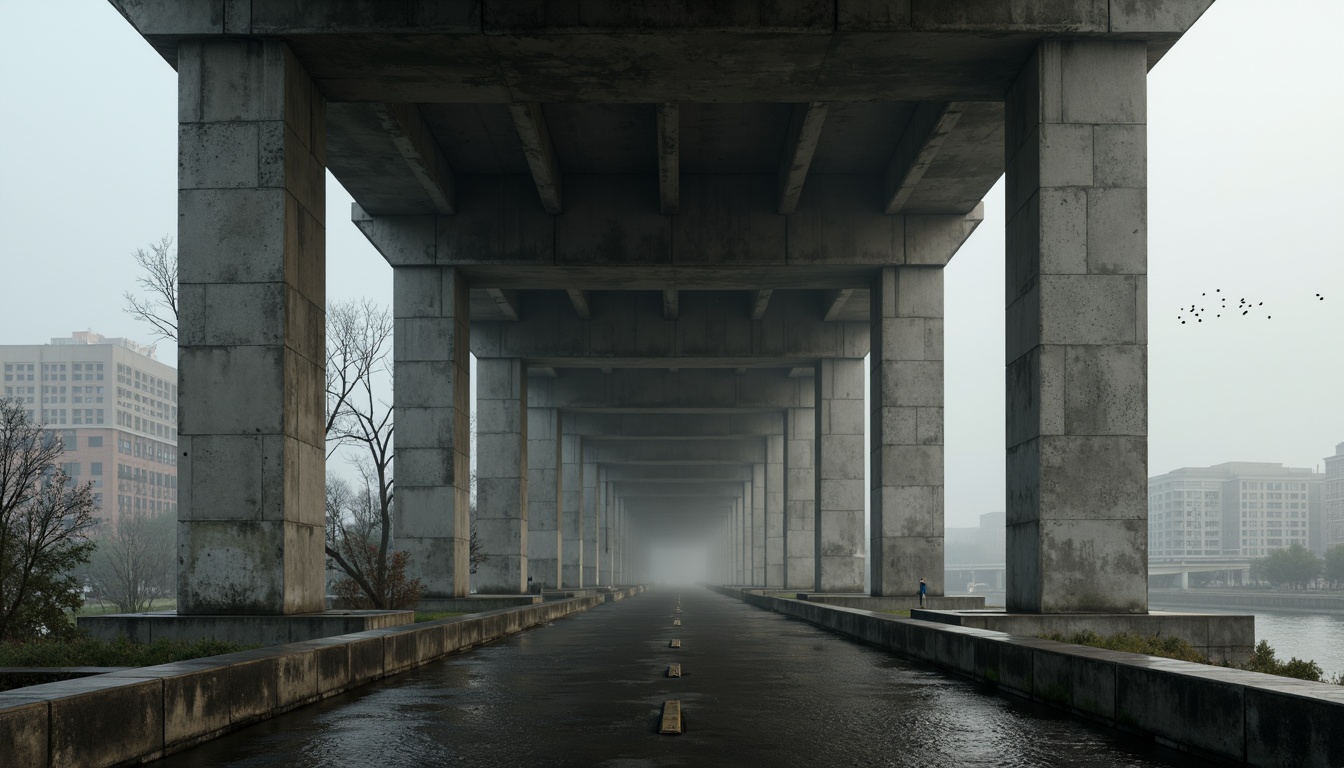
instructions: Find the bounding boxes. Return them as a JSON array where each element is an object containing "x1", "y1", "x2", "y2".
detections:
[{"x1": 918, "y1": 577, "x2": 927, "y2": 608}]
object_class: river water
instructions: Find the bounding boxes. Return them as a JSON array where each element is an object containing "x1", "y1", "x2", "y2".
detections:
[{"x1": 1189, "y1": 607, "x2": 1344, "y2": 681}]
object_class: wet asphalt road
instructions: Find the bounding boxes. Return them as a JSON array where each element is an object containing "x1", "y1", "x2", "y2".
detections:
[{"x1": 156, "y1": 588, "x2": 1210, "y2": 767}]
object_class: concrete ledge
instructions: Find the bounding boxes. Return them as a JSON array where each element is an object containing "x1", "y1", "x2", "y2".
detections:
[
  {"x1": 712, "y1": 585, "x2": 1343, "y2": 768},
  {"x1": 416, "y1": 596, "x2": 542, "y2": 612},
  {"x1": 912, "y1": 609, "x2": 1255, "y2": 665},
  {"x1": 795, "y1": 593, "x2": 986, "y2": 611},
  {"x1": 2, "y1": 585, "x2": 647, "y2": 767},
  {"x1": 77, "y1": 610, "x2": 414, "y2": 646}
]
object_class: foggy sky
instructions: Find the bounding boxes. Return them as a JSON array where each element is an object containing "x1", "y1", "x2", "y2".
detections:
[{"x1": 1, "y1": 0, "x2": 1340, "y2": 528}]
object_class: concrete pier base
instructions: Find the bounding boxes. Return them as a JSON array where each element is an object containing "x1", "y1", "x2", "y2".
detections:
[
  {"x1": 911, "y1": 609, "x2": 1255, "y2": 664},
  {"x1": 78, "y1": 610, "x2": 411, "y2": 646}
]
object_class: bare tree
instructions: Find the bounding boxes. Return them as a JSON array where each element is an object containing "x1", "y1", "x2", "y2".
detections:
[
  {"x1": 122, "y1": 235, "x2": 178, "y2": 343},
  {"x1": 0, "y1": 399, "x2": 97, "y2": 640},
  {"x1": 84, "y1": 510, "x2": 175, "y2": 613}
]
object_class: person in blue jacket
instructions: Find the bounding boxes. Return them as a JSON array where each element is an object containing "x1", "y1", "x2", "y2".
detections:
[{"x1": 918, "y1": 577, "x2": 927, "y2": 608}]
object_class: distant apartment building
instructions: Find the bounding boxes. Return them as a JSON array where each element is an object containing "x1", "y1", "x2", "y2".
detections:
[
  {"x1": 1326, "y1": 443, "x2": 1344, "y2": 550},
  {"x1": 1148, "y1": 462, "x2": 1325, "y2": 558},
  {"x1": 0, "y1": 332, "x2": 177, "y2": 524}
]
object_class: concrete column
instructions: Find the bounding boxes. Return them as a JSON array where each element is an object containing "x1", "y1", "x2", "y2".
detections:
[
  {"x1": 600, "y1": 479, "x2": 614, "y2": 586},
  {"x1": 870, "y1": 266, "x2": 945, "y2": 597},
  {"x1": 176, "y1": 40, "x2": 327, "y2": 614},
  {"x1": 815, "y1": 359, "x2": 866, "y2": 592},
  {"x1": 736, "y1": 496, "x2": 747, "y2": 584},
  {"x1": 766, "y1": 434, "x2": 785, "y2": 588},
  {"x1": 752, "y1": 462, "x2": 766, "y2": 586},
  {"x1": 581, "y1": 458, "x2": 598, "y2": 585},
  {"x1": 393, "y1": 267, "x2": 471, "y2": 600},
  {"x1": 785, "y1": 406, "x2": 815, "y2": 589},
  {"x1": 742, "y1": 482, "x2": 754, "y2": 585},
  {"x1": 475, "y1": 359, "x2": 528, "y2": 594},
  {"x1": 526, "y1": 406, "x2": 561, "y2": 588},
  {"x1": 1005, "y1": 40, "x2": 1148, "y2": 613},
  {"x1": 560, "y1": 420, "x2": 583, "y2": 587}
]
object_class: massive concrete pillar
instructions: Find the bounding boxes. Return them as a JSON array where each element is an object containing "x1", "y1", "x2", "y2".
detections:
[
  {"x1": 785, "y1": 406, "x2": 815, "y2": 589},
  {"x1": 870, "y1": 266, "x2": 945, "y2": 597},
  {"x1": 1005, "y1": 40, "x2": 1148, "y2": 613},
  {"x1": 765, "y1": 434, "x2": 785, "y2": 588},
  {"x1": 475, "y1": 359, "x2": 528, "y2": 594},
  {"x1": 751, "y1": 463, "x2": 766, "y2": 585},
  {"x1": 393, "y1": 267, "x2": 471, "y2": 600},
  {"x1": 736, "y1": 495, "x2": 747, "y2": 584},
  {"x1": 560, "y1": 419, "x2": 583, "y2": 587},
  {"x1": 600, "y1": 480, "x2": 614, "y2": 586},
  {"x1": 815, "y1": 359, "x2": 866, "y2": 592},
  {"x1": 581, "y1": 457, "x2": 598, "y2": 585},
  {"x1": 527, "y1": 406, "x2": 561, "y2": 588},
  {"x1": 176, "y1": 40, "x2": 327, "y2": 614}
]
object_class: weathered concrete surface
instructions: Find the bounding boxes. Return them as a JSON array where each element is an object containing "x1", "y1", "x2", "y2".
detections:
[
  {"x1": 175, "y1": 39, "x2": 327, "y2": 616},
  {"x1": 765, "y1": 434, "x2": 785, "y2": 589},
  {"x1": 475, "y1": 358, "x2": 529, "y2": 594},
  {"x1": 526, "y1": 406, "x2": 562, "y2": 588},
  {"x1": 415, "y1": 596, "x2": 540, "y2": 612},
  {"x1": 784, "y1": 406, "x2": 816, "y2": 589},
  {"x1": 1004, "y1": 40, "x2": 1150, "y2": 614},
  {"x1": 0, "y1": 587, "x2": 646, "y2": 767},
  {"x1": 559, "y1": 421, "x2": 584, "y2": 587},
  {"x1": 717, "y1": 587, "x2": 1343, "y2": 768},
  {"x1": 78, "y1": 610, "x2": 412, "y2": 646},
  {"x1": 394, "y1": 266, "x2": 472, "y2": 599},
  {"x1": 795, "y1": 593, "x2": 984, "y2": 611},
  {"x1": 815, "y1": 359, "x2": 865, "y2": 591},
  {"x1": 870, "y1": 265, "x2": 946, "y2": 598}
]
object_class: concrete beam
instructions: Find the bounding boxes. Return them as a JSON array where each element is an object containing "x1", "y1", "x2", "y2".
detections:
[
  {"x1": 530, "y1": 368, "x2": 813, "y2": 411},
  {"x1": 486, "y1": 287, "x2": 520, "y2": 321},
  {"x1": 662, "y1": 289, "x2": 679, "y2": 320},
  {"x1": 777, "y1": 102, "x2": 828, "y2": 215},
  {"x1": 602, "y1": 465, "x2": 754, "y2": 483},
  {"x1": 885, "y1": 102, "x2": 963, "y2": 215},
  {"x1": 370, "y1": 102, "x2": 455, "y2": 215},
  {"x1": 472, "y1": 290, "x2": 868, "y2": 366},
  {"x1": 565, "y1": 289, "x2": 592, "y2": 320},
  {"x1": 656, "y1": 103, "x2": 679, "y2": 215},
  {"x1": 352, "y1": 176, "x2": 983, "y2": 279},
  {"x1": 751, "y1": 289, "x2": 773, "y2": 321},
  {"x1": 567, "y1": 412, "x2": 783, "y2": 438},
  {"x1": 822, "y1": 289, "x2": 855, "y2": 322},
  {"x1": 582, "y1": 437, "x2": 764, "y2": 466},
  {"x1": 613, "y1": 482, "x2": 744, "y2": 497},
  {"x1": 509, "y1": 102, "x2": 562, "y2": 214}
]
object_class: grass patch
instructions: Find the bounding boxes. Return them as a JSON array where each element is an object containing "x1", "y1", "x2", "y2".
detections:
[
  {"x1": 0, "y1": 636, "x2": 256, "y2": 668},
  {"x1": 1041, "y1": 631, "x2": 1344, "y2": 685},
  {"x1": 414, "y1": 611, "x2": 466, "y2": 623},
  {"x1": 882, "y1": 609, "x2": 912, "y2": 618}
]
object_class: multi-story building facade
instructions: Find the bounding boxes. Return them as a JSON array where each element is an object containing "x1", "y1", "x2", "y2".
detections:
[
  {"x1": 1149, "y1": 462, "x2": 1325, "y2": 558},
  {"x1": 1325, "y1": 443, "x2": 1344, "y2": 551},
  {"x1": 0, "y1": 332, "x2": 177, "y2": 525}
]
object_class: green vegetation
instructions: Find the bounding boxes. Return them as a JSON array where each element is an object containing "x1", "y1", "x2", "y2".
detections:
[
  {"x1": 0, "y1": 636, "x2": 256, "y2": 668},
  {"x1": 1326, "y1": 544, "x2": 1344, "y2": 587},
  {"x1": 1042, "y1": 631, "x2": 1344, "y2": 685},
  {"x1": 414, "y1": 611, "x2": 466, "y2": 623},
  {"x1": 881, "y1": 609, "x2": 912, "y2": 618},
  {"x1": 1253, "y1": 543, "x2": 1322, "y2": 588}
]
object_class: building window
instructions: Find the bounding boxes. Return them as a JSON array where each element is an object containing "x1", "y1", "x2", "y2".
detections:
[{"x1": 88, "y1": 436, "x2": 103, "y2": 448}]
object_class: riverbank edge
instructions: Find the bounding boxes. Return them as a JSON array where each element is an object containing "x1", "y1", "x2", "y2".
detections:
[
  {"x1": 1148, "y1": 589, "x2": 1344, "y2": 614},
  {"x1": 0, "y1": 586, "x2": 648, "y2": 767},
  {"x1": 713, "y1": 586, "x2": 1341, "y2": 768}
]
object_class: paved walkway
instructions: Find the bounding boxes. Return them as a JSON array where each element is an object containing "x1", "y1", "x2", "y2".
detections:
[{"x1": 156, "y1": 588, "x2": 1207, "y2": 767}]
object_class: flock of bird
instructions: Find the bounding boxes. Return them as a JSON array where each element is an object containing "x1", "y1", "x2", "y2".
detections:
[{"x1": 1176, "y1": 290, "x2": 1325, "y2": 325}]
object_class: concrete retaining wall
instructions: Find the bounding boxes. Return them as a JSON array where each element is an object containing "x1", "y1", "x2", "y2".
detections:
[
  {"x1": 0, "y1": 586, "x2": 646, "y2": 768},
  {"x1": 714, "y1": 586, "x2": 1343, "y2": 768}
]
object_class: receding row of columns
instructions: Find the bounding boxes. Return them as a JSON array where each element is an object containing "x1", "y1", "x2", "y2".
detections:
[{"x1": 175, "y1": 36, "x2": 1148, "y2": 615}]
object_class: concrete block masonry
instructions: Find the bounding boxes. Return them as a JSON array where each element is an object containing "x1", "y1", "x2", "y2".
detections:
[
  {"x1": 1, "y1": 587, "x2": 646, "y2": 768},
  {"x1": 714, "y1": 587, "x2": 1342, "y2": 768}
]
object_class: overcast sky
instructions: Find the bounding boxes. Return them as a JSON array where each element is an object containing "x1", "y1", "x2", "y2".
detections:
[{"x1": 1, "y1": 0, "x2": 1340, "y2": 528}]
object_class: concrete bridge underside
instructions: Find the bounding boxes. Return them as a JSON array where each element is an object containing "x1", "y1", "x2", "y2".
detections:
[{"x1": 110, "y1": 0, "x2": 1210, "y2": 616}]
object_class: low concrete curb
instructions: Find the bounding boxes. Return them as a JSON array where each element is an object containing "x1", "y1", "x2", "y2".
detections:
[
  {"x1": 0, "y1": 585, "x2": 647, "y2": 768},
  {"x1": 715, "y1": 586, "x2": 1343, "y2": 768}
]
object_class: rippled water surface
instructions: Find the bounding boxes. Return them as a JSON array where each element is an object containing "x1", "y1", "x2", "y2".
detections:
[{"x1": 156, "y1": 590, "x2": 1210, "y2": 768}]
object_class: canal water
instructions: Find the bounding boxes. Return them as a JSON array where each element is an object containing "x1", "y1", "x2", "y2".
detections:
[{"x1": 154, "y1": 589, "x2": 1212, "y2": 767}]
